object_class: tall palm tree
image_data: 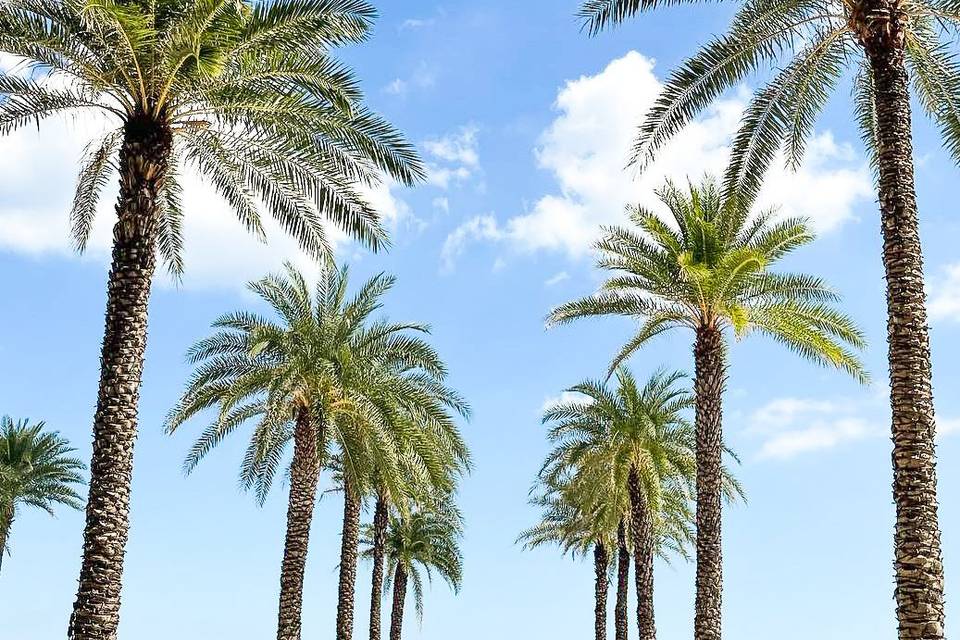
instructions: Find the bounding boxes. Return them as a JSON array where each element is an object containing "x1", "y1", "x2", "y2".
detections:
[
  {"x1": 167, "y1": 262, "x2": 459, "y2": 640},
  {"x1": 0, "y1": 416, "x2": 85, "y2": 574},
  {"x1": 377, "y1": 502, "x2": 464, "y2": 640},
  {"x1": 0, "y1": 1, "x2": 423, "y2": 636},
  {"x1": 549, "y1": 177, "x2": 865, "y2": 640},
  {"x1": 542, "y1": 368, "x2": 720, "y2": 640},
  {"x1": 579, "y1": 3, "x2": 958, "y2": 636}
]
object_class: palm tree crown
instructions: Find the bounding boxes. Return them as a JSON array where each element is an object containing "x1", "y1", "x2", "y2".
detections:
[
  {"x1": 0, "y1": 417, "x2": 85, "y2": 571},
  {"x1": 0, "y1": 0, "x2": 426, "y2": 272},
  {"x1": 548, "y1": 177, "x2": 867, "y2": 381}
]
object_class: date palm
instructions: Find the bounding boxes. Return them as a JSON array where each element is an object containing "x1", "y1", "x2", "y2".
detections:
[
  {"x1": 377, "y1": 501, "x2": 464, "y2": 640},
  {"x1": 549, "y1": 177, "x2": 865, "y2": 640},
  {"x1": 542, "y1": 368, "x2": 704, "y2": 640},
  {"x1": 0, "y1": 1, "x2": 423, "y2": 636},
  {"x1": 166, "y1": 262, "x2": 459, "y2": 640},
  {"x1": 579, "y1": 2, "x2": 958, "y2": 636},
  {"x1": 0, "y1": 417, "x2": 85, "y2": 575}
]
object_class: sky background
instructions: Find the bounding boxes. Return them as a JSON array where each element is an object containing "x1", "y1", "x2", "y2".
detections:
[{"x1": 4, "y1": 1, "x2": 960, "y2": 639}]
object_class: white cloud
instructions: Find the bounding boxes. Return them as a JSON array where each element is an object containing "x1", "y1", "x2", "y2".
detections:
[
  {"x1": 400, "y1": 18, "x2": 435, "y2": 30},
  {"x1": 383, "y1": 78, "x2": 408, "y2": 96},
  {"x1": 466, "y1": 51, "x2": 872, "y2": 260},
  {"x1": 938, "y1": 417, "x2": 960, "y2": 439},
  {"x1": 544, "y1": 271, "x2": 570, "y2": 287},
  {"x1": 383, "y1": 62, "x2": 435, "y2": 98},
  {"x1": 541, "y1": 390, "x2": 593, "y2": 413},
  {"x1": 423, "y1": 125, "x2": 481, "y2": 189},
  {"x1": 748, "y1": 396, "x2": 878, "y2": 460},
  {"x1": 440, "y1": 214, "x2": 503, "y2": 273},
  {"x1": 0, "y1": 113, "x2": 411, "y2": 290},
  {"x1": 432, "y1": 197, "x2": 450, "y2": 214},
  {"x1": 928, "y1": 263, "x2": 960, "y2": 322}
]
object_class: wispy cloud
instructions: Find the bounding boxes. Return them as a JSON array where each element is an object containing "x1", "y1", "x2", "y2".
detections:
[
  {"x1": 928, "y1": 263, "x2": 960, "y2": 322},
  {"x1": 423, "y1": 125, "x2": 481, "y2": 189},
  {"x1": 440, "y1": 214, "x2": 503, "y2": 273},
  {"x1": 544, "y1": 271, "x2": 570, "y2": 287},
  {"x1": 747, "y1": 396, "x2": 878, "y2": 460}
]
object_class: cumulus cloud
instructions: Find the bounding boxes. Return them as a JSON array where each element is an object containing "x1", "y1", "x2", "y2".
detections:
[
  {"x1": 748, "y1": 396, "x2": 878, "y2": 460},
  {"x1": 440, "y1": 214, "x2": 503, "y2": 273},
  {"x1": 452, "y1": 51, "x2": 872, "y2": 262},
  {"x1": 0, "y1": 113, "x2": 411, "y2": 290},
  {"x1": 422, "y1": 125, "x2": 481, "y2": 190},
  {"x1": 928, "y1": 263, "x2": 960, "y2": 322}
]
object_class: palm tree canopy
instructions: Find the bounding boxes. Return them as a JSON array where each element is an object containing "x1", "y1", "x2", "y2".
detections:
[
  {"x1": 0, "y1": 0, "x2": 426, "y2": 276},
  {"x1": 579, "y1": 0, "x2": 960, "y2": 201},
  {"x1": 0, "y1": 416, "x2": 85, "y2": 533},
  {"x1": 374, "y1": 500, "x2": 464, "y2": 620},
  {"x1": 548, "y1": 177, "x2": 868, "y2": 382},
  {"x1": 166, "y1": 261, "x2": 470, "y2": 506}
]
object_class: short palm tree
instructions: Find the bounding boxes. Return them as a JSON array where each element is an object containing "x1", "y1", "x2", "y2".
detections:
[
  {"x1": 542, "y1": 368, "x2": 700, "y2": 640},
  {"x1": 166, "y1": 262, "x2": 460, "y2": 640},
  {"x1": 549, "y1": 177, "x2": 865, "y2": 640},
  {"x1": 0, "y1": 417, "x2": 85, "y2": 575},
  {"x1": 519, "y1": 474, "x2": 615, "y2": 640},
  {"x1": 376, "y1": 501, "x2": 464, "y2": 640},
  {"x1": 1, "y1": 1, "x2": 423, "y2": 636},
  {"x1": 579, "y1": 2, "x2": 957, "y2": 635}
]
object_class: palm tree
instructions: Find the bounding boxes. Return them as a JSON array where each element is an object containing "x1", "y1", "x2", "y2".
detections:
[
  {"x1": 549, "y1": 177, "x2": 865, "y2": 640},
  {"x1": 519, "y1": 475, "x2": 616, "y2": 640},
  {"x1": 0, "y1": 417, "x2": 85, "y2": 574},
  {"x1": 0, "y1": 1, "x2": 423, "y2": 636},
  {"x1": 377, "y1": 502, "x2": 464, "y2": 640},
  {"x1": 166, "y1": 262, "x2": 460, "y2": 640},
  {"x1": 578, "y1": 3, "x2": 957, "y2": 636},
  {"x1": 542, "y1": 368, "x2": 718, "y2": 640}
]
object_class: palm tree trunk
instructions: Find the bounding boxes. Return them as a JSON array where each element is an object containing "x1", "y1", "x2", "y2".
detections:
[
  {"x1": 863, "y1": 13, "x2": 945, "y2": 639},
  {"x1": 368, "y1": 492, "x2": 389, "y2": 640},
  {"x1": 629, "y1": 467, "x2": 656, "y2": 640},
  {"x1": 693, "y1": 325, "x2": 724, "y2": 640},
  {"x1": 615, "y1": 520, "x2": 630, "y2": 640},
  {"x1": 594, "y1": 542, "x2": 609, "y2": 640},
  {"x1": 69, "y1": 113, "x2": 171, "y2": 640},
  {"x1": 0, "y1": 503, "x2": 13, "y2": 575},
  {"x1": 389, "y1": 565, "x2": 408, "y2": 640},
  {"x1": 336, "y1": 476, "x2": 362, "y2": 640},
  {"x1": 276, "y1": 408, "x2": 323, "y2": 640}
]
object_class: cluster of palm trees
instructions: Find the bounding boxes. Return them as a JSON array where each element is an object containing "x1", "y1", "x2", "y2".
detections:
[
  {"x1": 0, "y1": 0, "x2": 956, "y2": 637},
  {"x1": 0, "y1": 0, "x2": 468, "y2": 639}
]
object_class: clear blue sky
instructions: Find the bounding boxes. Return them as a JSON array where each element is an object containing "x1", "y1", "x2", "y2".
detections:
[{"x1": 3, "y1": 2, "x2": 960, "y2": 639}]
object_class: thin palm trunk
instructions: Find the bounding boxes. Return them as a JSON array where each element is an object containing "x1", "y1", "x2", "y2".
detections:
[
  {"x1": 693, "y1": 325, "x2": 724, "y2": 640},
  {"x1": 276, "y1": 408, "x2": 323, "y2": 640},
  {"x1": 389, "y1": 565, "x2": 408, "y2": 640},
  {"x1": 629, "y1": 467, "x2": 656, "y2": 640},
  {"x1": 69, "y1": 114, "x2": 171, "y2": 640},
  {"x1": 336, "y1": 476, "x2": 362, "y2": 640},
  {"x1": 0, "y1": 503, "x2": 13, "y2": 575},
  {"x1": 594, "y1": 542, "x2": 609, "y2": 640},
  {"x1": 863, "y1": 13, "x2": 945, "y2": 638},
  {"x1": 368, "y1": 492, "x2": 389, "y2": 640},
  {"x1": 615, "y1": 520, "x2": 630, "y2": 640}
]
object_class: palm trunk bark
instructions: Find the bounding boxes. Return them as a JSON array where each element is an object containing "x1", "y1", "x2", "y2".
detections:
[
  {"x1": 336, "y1": 476, "x2": 362, "y2": 640},
  {"x1": 615, "y1": 520, "x2": 630, "y2": 640},
  {"x1": 368, "y1": 492, "x2": 389, "y2": 640},
  {"x1": 389, "y1": 565, "x2": 408, "y2": 640},
  {"x1": 594, "y1": 542, "x2": 609, "y2": 640},
  {"x1": 276, "y1": 408, "x2": 323, "y2": 640},
  {"x1": 693, "y1": 325, "x2": 724, "y2": 640},
  {"x1": 0, "y1": 503, "x2": 13, "y2": 575},
  {"x1": 69, "y1": 113, "x2": 171, "y2": 640},
  {"x1": 629, "y1": 467, "x2": 656, "y2": 640},
  {"x1": 862, "y1": 9, "x2": 945, "y2": 638}
]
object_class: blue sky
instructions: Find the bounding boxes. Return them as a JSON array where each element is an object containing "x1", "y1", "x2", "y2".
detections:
[{"x1": 4, "y1": 1, "x2": 960, "y2": 638}]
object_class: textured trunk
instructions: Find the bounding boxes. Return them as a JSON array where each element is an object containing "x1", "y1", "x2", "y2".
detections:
[
  {"x1": 368, "y1": 493, "x2": 389, "y2": 640},
  {"x1": 276, "y1": 408, "x2": 323, "y2": 640},
  {"x1": 629, "y1": 467, "x2": 656, "y2": 640},
  {"x1": 862, "y1": 8, "x2": 945, "y2": 638},
  {"x1": 336, "y1": 476, "x2": 362, "y2": 640},
  {"x1": 69, "y1": 113, "x2": 171, "y2": 640},
  {"x1": 693, "y1": 326, "x2": 724, "y2": 640},
  {"x1": 594, "y1": 542, "x2": 609, "y2": 640},
  {"x1": 389, "y1": 565, "x2": 407, "y2": 640},
  {"x1": 0, "y1": 503, "x2": 13, "y2": 575},
  {"x1": 615, "y1": 521, "x2": 629, "y2": 640}
]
